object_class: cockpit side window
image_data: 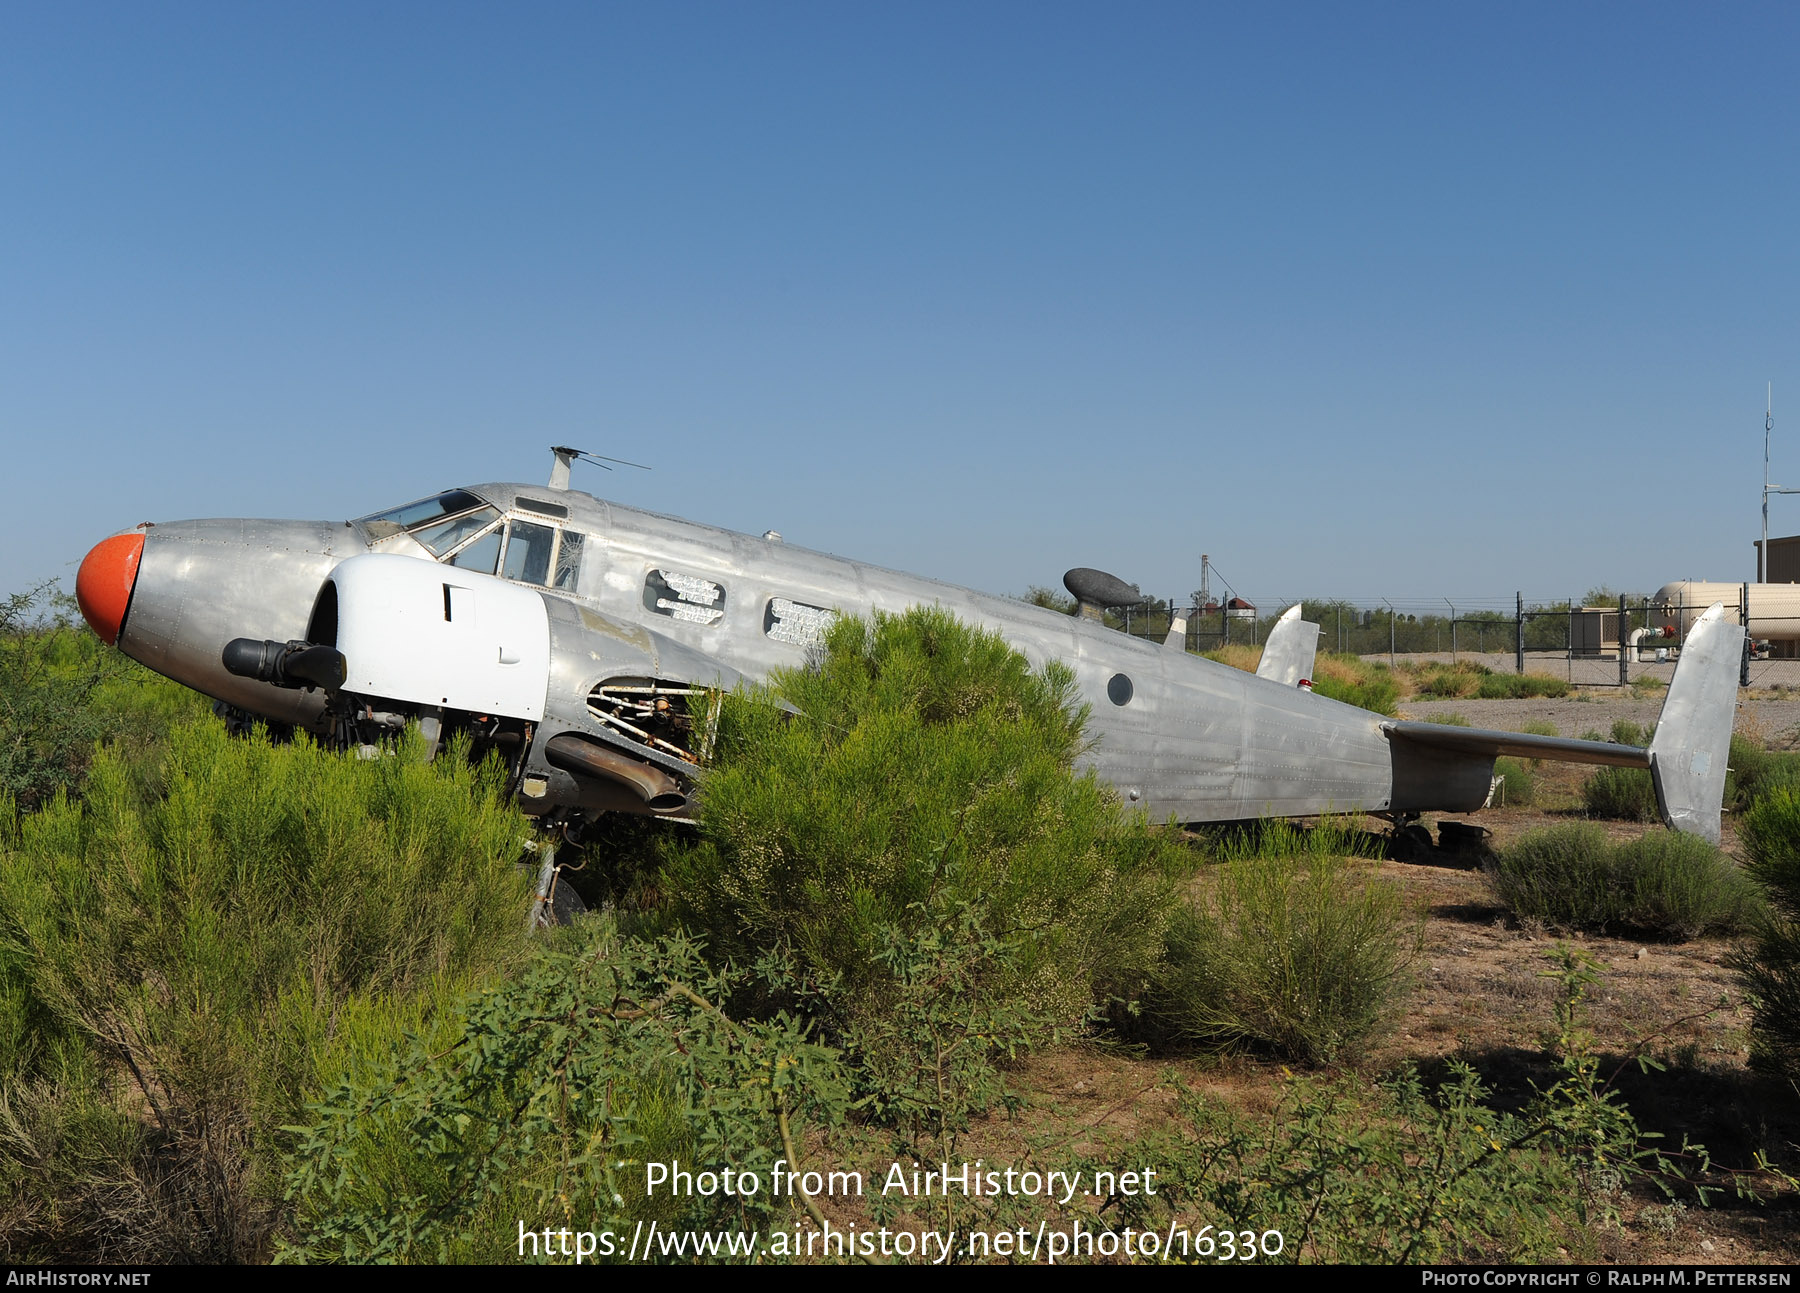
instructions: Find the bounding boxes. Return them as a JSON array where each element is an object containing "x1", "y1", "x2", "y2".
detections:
[
  {"x1": 502, "y1": 520, "x2": 556, "y2": 585},
  {"x1": 447, "y1": 527, "x2": 503, "y2": 574},
  {"x1": 553, "y1": 530, "x2": 584, "y2": 591}
]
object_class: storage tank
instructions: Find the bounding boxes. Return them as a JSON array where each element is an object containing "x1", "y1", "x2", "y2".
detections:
[{"x1": 1652, "y1": 580, "x2": 1800, "y2": 640}]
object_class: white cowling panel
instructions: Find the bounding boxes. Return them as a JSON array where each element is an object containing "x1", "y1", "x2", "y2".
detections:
[{"x1": 326, "y1": 553, "x2": 551, "y2": 720}]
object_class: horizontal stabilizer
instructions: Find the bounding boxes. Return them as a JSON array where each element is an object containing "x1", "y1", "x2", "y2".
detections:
[
  {"x1": 1388, "y1": 602, "x2": 1741, "y2": 843},
  {"x1": 1386, "y1": 721, "x2": 1650, "y2": 768},
  {"x1": 1256, "y1": 604, "x2": 1321, "y2": 687}
]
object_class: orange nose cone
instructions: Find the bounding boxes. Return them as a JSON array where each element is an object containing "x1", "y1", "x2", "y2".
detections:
[{"x1": 76, "y1": 532, "x2": 145, "y2": 645}]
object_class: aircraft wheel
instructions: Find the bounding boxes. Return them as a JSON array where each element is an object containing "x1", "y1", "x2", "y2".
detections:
[
  {"x1": 1388, "y1": 823, "x2": 1435, "y2": 863},
  {"x1": 548, "y1": 875, "x2": 589, "y2": 926}
]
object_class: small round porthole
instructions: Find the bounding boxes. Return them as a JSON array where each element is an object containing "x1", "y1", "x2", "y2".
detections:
[{"x1": 1107, "y1": 672, "x2": 1133, "y2": 706}]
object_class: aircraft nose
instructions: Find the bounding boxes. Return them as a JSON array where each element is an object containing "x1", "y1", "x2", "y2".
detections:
[{"x1": 76, "y1": 532, "x2": 146, "y2": 645}]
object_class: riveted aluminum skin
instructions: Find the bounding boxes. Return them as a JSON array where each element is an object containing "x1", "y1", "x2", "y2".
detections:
[
  {"x1": 457, "y1": 480, "x2": 1404, "y2": 823},
  {"x1": 91, "y1": 478, "x2": 1745, "y2": 836},
  {"x1": 119, "y1": 518, "x2": 367, "y2": 730}
]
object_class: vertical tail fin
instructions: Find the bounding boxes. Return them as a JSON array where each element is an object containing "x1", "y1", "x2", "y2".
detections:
[
  {"x1": 1649, "y1": 602, "x2": 1744, "y2": 844},
  {"x1": 1256, "y1": 604, "x2": 1322, "y2": 687}
]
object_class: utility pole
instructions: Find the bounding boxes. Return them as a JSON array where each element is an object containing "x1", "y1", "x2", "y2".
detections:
[{"x1": 1761, "y1": 386, "x2": 1800, "y2": 582}]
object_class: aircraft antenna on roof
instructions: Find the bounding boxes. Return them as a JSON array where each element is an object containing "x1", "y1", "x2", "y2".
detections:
[{"x1": 550, "y1": 445, "x2": 653, "y2": 490}]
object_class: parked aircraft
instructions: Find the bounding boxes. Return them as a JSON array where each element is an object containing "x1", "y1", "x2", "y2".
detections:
[{"x1": 74, "y1": 448, "x2": 1745, "y2": 844}]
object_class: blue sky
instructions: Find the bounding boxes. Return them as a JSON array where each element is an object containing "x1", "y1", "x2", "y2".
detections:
[{"x1": 5, "y1": 2, "x2": 1798, "y2": 615}]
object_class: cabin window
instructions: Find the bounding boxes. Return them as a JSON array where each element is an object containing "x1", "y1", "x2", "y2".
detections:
[
  {"x1": 765, "y1": 597, "x2": 835, "y2": 648},
  {"x1": 644, "y1": 568, "x2": 725, "y2": 626},
  {"x1": 553, "y1": 530, "x2": 584, "y2": 591},
  {"x1": 502, "y1": 519, "x2": 556, "y2": 586}
]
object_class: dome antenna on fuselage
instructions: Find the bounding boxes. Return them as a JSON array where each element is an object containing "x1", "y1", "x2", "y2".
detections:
[{"x1": 549, "y1": 445, "x2": 653, "y2": 490}]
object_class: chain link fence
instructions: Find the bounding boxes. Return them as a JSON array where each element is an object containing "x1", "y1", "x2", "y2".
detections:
[{"x1": 1099, "y1": 589, "x2": 1799, "y2": 689}]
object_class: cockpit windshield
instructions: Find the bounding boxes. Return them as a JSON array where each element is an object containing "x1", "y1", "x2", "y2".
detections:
[
  {"x1": 356, "y1": 489, "x2": 490, "y2": 533},
  {"x1": 411, "y1": 508, "x2": 502, "y2": 557}
]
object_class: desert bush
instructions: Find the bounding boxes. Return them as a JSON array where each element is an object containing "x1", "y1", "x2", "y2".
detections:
[
  {"x1": 1109, "y1": 948, "x2": 1729, "y2": 1262},
  {"x1": 1309, "y1": 654, "x2": 1399, "y2": 715},
  {"x1": 0, "y1": 722, "x2": 538, "y2": 1261},
  {"x1": 1611, "y1": 832, "x2": 1763, "y2": 938},
  {"x1": 1150, "y1": 833, "x2": 1417, "y2": 1064},
  {"x1": 1493, "y1": 756, "x2": 1534, "y2": 806},
  {"x1": 1521, "y1": 720, "x2": 1559, "y2": 738},
  {"x1": 1203, "y1": 646, "x2": 1397, "y2": 715},
  {"x1": 0, "y1": 584, "x2": 211, "y2": 813},
  {"x1": 1582, "y1": 767, "x2": 1659, "y2": 822},
  {"x1": 663, "y1": 607, "x2": 1189, "y2": 1029},
  {"x1": 1412, "y1": 662, "x2": 1489, "y2": 699},
  {"x1": 1490, "y1": 823, "x2": 1758, "y2": 939},
  {"x1": 280, "y1": 918, "x2": 853, "y2": 1262},
  {"x1": 1425, "y1": 712, "x2": 1470, "y2": 727},
  {"x1": 1725, "y1": 734, "x2": 1800, "y2": 812},
  {"x1": 1201, "y1": 643, "x2": 1264, "y2": 673},
  {"x1": 841, "y1": 876, "x2": 1071, "y2": 1156},
  {"x1": 1733, "y1": 787, "x2": 1800, "y2": 1077},
  {"x1": 1477, "y1": 673, "x2": 1570, "y2": 699}
]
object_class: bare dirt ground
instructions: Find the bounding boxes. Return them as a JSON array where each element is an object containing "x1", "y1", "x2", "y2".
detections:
[{"x1": 939, "y1": 688, "x2": 1800, "y2": 1264}]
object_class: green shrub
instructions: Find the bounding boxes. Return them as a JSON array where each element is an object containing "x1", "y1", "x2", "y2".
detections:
[
  {"x1": 662, "y1": 607, "x2": 1188, "y2": 1028},
  {"x1": 1612, "y1": 719, "x2": 1651, "y2": 747},
  {"x1": 1490, "y1": 823, "x2": 1615, "y2": 927},
  {"x1": 1310, "y1": 654, "x2": 1400, "y2": 715},
  {"x1": 280, "y1": 918, "x2": 853, "y2": 1263},
  {"x1": 843, "y1": 877, "x2": 1071, "y2": 1155},
  {"x1": 1522, "y1": 720, "x2": 1559, "y2": 738},
  {"x1": 1150, "y1": 841, "x2": 1418, "y2": 1064},
  {"x1": 0, "y1": 722, "x2": 539, "y2": 1261},
  {"x1": 0, "y1": 585, "x2": 209, "y2": 812},
  {"x1": 1725, "y1": 735, "x2": 1800, "y2": 812},
  {"x1": 1476, "y1": 673, "x2": 1570, "y2": 699},
  {"x1": 1581, "y1": 766, "x2": 1658, "y2": 822},
  {"x1": 1425, "y1": 712, "x2": 1470, "y2": 727},
  {"x1": 1733, "y1": 787, "x2": 1800, "y2": 1077},
  {"x1": 1413, "y1": 664, "x2": 1485, "y2": 699},
  {"x1": 1111, "y1": 948, "x2": 1723, "y2": 1262},
  {"x1": 1493, "y1": 756, "x2": 1534, "y2": 806},
  {"x1": 1490, "y1": 823, "x2": 1758, "y2": 939}
]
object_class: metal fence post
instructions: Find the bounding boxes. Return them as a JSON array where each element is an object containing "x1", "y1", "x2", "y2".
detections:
[
  {"x1": 1516, "y1": 591, "x2": 1524, "y2": 674},
  {"x1": 1619, "y1": 594, "x2": 1628, "y2": 687},
  {"x1": 1742, "y1": 582, "x2": 1752, "y2": 688}
]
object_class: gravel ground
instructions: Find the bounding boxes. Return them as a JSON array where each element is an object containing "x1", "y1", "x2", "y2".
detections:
[{"x1": 1398, "y1": 687, "x2": 1800, "y2": 747}]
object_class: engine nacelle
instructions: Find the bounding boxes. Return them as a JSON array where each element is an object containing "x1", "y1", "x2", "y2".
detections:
[{"x1": 314, "y1": 553, "x2": 552, "y2": 720}]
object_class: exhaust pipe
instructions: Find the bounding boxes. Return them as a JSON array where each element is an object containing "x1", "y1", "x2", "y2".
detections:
[
  {"x1": 222, "y1": 638, "x2": 347, "y2": 692},
  {"x1": 544, "y1": 733, "x2": 688, "y2": 812}
]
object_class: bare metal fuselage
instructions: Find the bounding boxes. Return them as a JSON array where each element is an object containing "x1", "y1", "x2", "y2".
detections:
[{"x1": 95, "y1": 479, "x2": 1498, "y2": 826}]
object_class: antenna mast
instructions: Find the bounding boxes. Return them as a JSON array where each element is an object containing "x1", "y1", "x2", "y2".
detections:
[
  {"x1": 1765, "y1": 385, "x2": 1773, "y2": 584},
  {"x1": 1761, "y1": 388, "x2": 1797, "y2": 582}
]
